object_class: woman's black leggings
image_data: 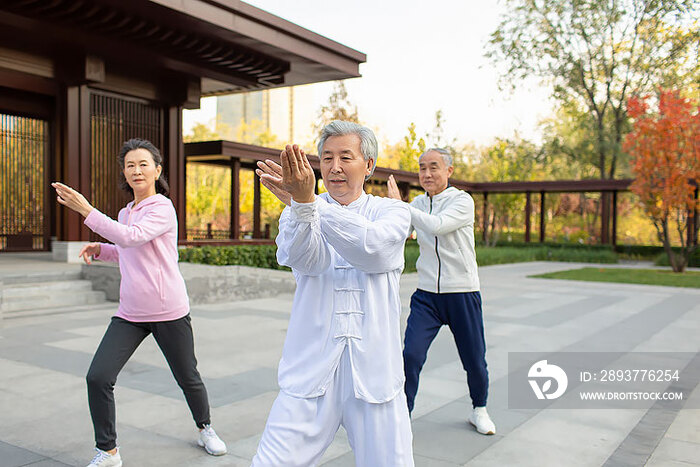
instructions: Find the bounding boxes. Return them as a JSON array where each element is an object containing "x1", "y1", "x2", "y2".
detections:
[{"x1": 86, "y1": 315, "x2": 211, "y2": 451}]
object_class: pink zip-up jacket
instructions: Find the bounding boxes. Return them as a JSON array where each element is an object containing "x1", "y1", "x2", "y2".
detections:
[{"x1": 84, "y1": 194, "x2": 189, "y2": 322}]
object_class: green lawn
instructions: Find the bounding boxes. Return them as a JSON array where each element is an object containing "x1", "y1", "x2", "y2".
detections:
[{"x1": 531, "y1": 267, "x2": 700, "y2": 288}]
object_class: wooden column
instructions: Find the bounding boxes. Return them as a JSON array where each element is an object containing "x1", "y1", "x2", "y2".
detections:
[
  {"x1": 230, "y1": 159, "x2": 240, "y2": 239},
  {"x1": 253, "y1": 171, "x2": 261, "y2": 238},
  {"x1": 601, "y1": 191, "x2": 610, "y2": 244},
  {"x1": 539, "y1": 191, "x2": 546, "y2": 242},
  {"x1": 166, "y1": 105, "x2": 186, "y2": 240},
  {"x1": 59, "y1": 85, "x2": 90, "y2": 241},
  {"x1": 399, "y1": 182, "x2": 410, "y2": 202},
  {"x1": 314, "y1": 171, "x2": 321, "y2": 194},
  {"x1": 482, "y1": 192, "x2": 488, "y2": 242},
  {"x1": 612, "y1": 190, "x2": 618, "y2": 246},
  {"x1": 524, "y1": 191, "x2": 531, "y2": 243}
]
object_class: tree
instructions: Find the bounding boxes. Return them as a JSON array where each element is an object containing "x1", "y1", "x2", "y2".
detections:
[
  {"x1": 486, "y1": 0, "x2": 699, "y2": 180},
  {"x1": 624, "y1": 89, "x2": 699, "y2": 272},
  {"x1": 476, "y1": 138, "x2": 543, "y2": 245},
  {"x1": 312, "y1": 80, "x2": 359, "y2": 141},
  {"x1": 395, "y1": 123, "x2": 426, "y2": 172},
  {"x1": 182, "y1": 117, "x2": 284, "y2": 236}
]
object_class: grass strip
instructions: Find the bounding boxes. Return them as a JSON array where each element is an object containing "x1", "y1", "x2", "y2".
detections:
[{"x1": 531, "y1": 267, "x2": 700, "y2": 289}]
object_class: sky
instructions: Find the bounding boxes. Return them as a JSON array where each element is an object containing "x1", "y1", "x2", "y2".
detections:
[{"x1": 184, "y1": 0, "x2": 556, "y2": 148}]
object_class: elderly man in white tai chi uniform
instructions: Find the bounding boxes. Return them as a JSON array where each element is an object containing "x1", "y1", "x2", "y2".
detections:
[{"x1": 251, "y1": 120, "x2": 414, "y2": 467}]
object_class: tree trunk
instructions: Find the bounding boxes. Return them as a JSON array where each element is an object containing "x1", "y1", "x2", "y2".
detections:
[{"x1": 661, "y1": 220, "x2": 685, "y2": 273}]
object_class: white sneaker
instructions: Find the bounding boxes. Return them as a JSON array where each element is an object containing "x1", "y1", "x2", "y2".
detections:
[
  {"x1": 469, "y1": 406, "x2": 496, "y2": 435},
  {"x1": 198, "y1": 425, "x2": 227, "y2": 456},
  {"x1": 86, "y1": 447, "x2": 122, "y2": 467}
]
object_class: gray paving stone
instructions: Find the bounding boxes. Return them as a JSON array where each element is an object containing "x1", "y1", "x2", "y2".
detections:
[
  {"x1": 1, "y1": 259, "x2": 699, "y2": 466},
  {"x1": 23, "y1": 460, "x2": 73, "y2": 467},
  {"x1": 0, "y1": 441, "x2": 46, "y2": 467}
]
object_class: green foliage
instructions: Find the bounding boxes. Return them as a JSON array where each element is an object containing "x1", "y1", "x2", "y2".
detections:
[
  {"x1": 473, "y1": 138, "x2": 544, "y2": 245},
  {"x1": 396, "y1": 123, "x2": 426, "y2": 172},
  {"x1": 532, "y1": 268, "x2": 700, "y2": 288},
  {"x1": 485, "y1": 0, "x2": 699, "y2": 179},
  {"x1": 186, "y1": 163, "x2": 230, "y2": 231},
  {"x1": 478, "y1": 246, "x2": 618, "y2": 265},
  {"x1": 180, "y1": 242, "x2": 618, "y2": 274},
  {"x1": 183, "y1": 119, "x2": 285, "y2": 234},
  {"x1": 179, "y1": 245, "x2": 288, "y2": 270},
  {"x1": 313, "y1": 81, "x2": 359, "y2": 141},
  {"x1": 655, "y1": 250, "x2": 700, "y2": 268}
]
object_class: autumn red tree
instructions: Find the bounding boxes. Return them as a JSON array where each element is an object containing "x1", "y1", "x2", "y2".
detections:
[{"x1": 624, "y1": 90, "x2": 699, "y2": 272}]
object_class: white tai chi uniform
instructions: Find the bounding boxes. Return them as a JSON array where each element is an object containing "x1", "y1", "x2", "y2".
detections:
[{"x1": 252, "y1": 191, "x2": 414, "y2": 467}]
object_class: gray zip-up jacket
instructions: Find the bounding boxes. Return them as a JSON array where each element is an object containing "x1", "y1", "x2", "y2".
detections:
[{"x1": 408, "y1": 186, "x2": 480, "y2": 293}]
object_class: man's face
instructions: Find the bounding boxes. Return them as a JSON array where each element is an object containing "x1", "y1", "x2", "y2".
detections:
[
  {"x1": 419, "y1": 150, "x2": 453, "y2": 197},
  {"x1": 320, "y1": 134, "x2": 373, "y2": 205}
]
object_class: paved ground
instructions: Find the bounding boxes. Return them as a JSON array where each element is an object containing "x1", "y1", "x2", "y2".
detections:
[{"x1": 1, "y1": 257, "x2": 699, "y2": 466}]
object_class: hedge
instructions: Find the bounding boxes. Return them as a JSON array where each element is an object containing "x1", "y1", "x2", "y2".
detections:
[
  {"x1": 178, "y1": 243, "x2": 618, "y2": 272},
  {"x1": 179, "y1": 245, "x2": 288, "y2": 270},
  {"x1": 654, "y1": 250, "x2": 700, "y2": 268}
]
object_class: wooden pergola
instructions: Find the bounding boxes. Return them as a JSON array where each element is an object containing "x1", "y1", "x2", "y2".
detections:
[
  {"x1": 184, "y1": 140, "x2": 636, "y2": 246},
  {"x1": 0, "y1": 0, "x2": 365, "y2": 256}
]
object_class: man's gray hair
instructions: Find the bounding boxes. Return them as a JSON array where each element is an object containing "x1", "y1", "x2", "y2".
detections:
[
  {"x1": 419, "y1": 147, "x2": 453, "y2": 167},
  {"x1": 317, "y1": 120, "x2": 378, "y2": 179}
]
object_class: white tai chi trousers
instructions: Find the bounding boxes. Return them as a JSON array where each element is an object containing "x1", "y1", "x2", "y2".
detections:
[{"x1": 251, "y1": 347, "x2": 414, "y2": 467}]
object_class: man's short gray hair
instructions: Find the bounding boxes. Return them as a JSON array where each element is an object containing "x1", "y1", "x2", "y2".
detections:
[
  {"x1": 419, "y1": 147, "x2": 453, "y2": 167},
  {"x1": 317, "y1": 120, "x2": 378, "y2": 179}
]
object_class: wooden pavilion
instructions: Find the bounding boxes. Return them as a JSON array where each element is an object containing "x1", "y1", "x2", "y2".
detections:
[{"x1": 0, "y1": 0, "x2": 365, "y2": 260}]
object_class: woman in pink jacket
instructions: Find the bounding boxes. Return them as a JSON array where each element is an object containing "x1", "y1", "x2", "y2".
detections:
[{"x1": 52, "y1": 139, "x2": 226, "y2": 467}]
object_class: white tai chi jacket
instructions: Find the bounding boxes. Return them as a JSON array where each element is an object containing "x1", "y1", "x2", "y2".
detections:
[{"x1": 275, "y1": 191, "x2": 411, "y2": 403}]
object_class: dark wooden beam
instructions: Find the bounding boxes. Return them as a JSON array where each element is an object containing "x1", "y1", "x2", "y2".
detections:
[
  {"x1": 56, "y1": 54, "x2": 106, "y2": 85},
  {"x1": 482, "y1": 193, "x2": 488, "y2": 243},
  {"x1": 539, "y1": 191, "x2": 546, "y2": 243},
  {"x1": 525, "y1": 191, "x2": 531, "y2": 243},
  {"x1": 612, "y1": 191, "x2": 618, "y2": 246},
  {"x1": 166, "y1": 105, "x2": 186, "y2": 240},
  {"x1": 399, "y1": 182, "x2": 410, "y2": 202},
  {"x1": 601, "y1": 191, "x2": 610, "y2": 244},
  {"x1": 60, "y1": 85, "x2": 83, "y2": 241},
  {"x1": 231, "y1": 159, "x2": 240, "y2": 240},
  {"x1": 253, "y1": 171, "x2": 261, "y2": 238}
]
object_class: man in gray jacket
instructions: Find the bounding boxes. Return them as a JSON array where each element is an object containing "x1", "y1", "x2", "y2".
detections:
[{"x1": 388, "y1": 148, "x2": 495, "y2": 435}]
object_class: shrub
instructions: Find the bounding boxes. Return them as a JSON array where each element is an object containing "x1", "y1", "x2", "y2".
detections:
[
  {"x1": 179, "y1": 245, "x2": 288, "y2": 270},
  {"x1": 654, "y1": 250, "x2": 700, "y2": 268}
]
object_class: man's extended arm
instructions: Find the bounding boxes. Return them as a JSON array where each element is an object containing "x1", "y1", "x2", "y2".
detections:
[
  {"x1": 316, "y1": 199, "x2": 410, "y2": 274},
  {"x1": 408, "y1": 193, "x2": 473, "y2": 236},
  {"x1": 276, "y1": 201, "x2": 331, "y2": 276}
]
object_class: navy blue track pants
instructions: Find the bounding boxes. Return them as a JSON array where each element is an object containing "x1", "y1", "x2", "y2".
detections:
[{"x1": 403, "y1": 289, "x2": 489, "y2": 412}]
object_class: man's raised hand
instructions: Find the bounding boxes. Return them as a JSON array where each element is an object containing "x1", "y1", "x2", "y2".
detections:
[
  {"x1": 281, "y1": 144, "x2": 315, "y2": 204},
  {"x1": 257, "y1": 159, "x2": 292, "y2": 206},
  {"x1": 387, "y1": 175, "x2": 402, "y2": 201}
]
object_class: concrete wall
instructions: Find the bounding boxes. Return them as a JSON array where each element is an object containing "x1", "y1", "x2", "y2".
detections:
[{"x1": 81, "y1": 262, "x2": 296, "y2": 305}]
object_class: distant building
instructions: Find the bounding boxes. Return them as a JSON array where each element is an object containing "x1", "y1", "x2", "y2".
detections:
[{"x1": 215, "y1": 84, "x2": 318, "y2": 146}]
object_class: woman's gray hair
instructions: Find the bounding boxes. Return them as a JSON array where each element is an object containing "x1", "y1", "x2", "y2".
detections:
[
  {"x1": 317, "y1": 120, "x2": 378, "y2": 179},
  {"x1": 419, "y1": 147, "x2": 453, "y2": 167}
]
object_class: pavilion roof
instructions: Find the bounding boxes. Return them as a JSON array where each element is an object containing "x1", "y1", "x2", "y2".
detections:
[{"x1": 0, "y1": 0, "x2": 366, "y2": 95}]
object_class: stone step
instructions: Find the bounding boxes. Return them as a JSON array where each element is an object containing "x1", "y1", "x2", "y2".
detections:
[
  {"x1": 0, "y1": 270, "x2": 83, "y2": 285},
  {"x1": 1, "y1": 290, "x2": 107, "y2": 313},
  {"x1": 2, "y1": 300, "x2": 117, "y2": 319},
  {"x1": 2, "y1": 280, "x2": 95, "y2": 298}
]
